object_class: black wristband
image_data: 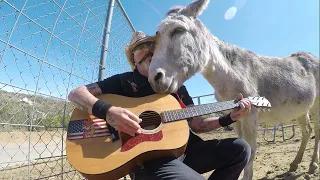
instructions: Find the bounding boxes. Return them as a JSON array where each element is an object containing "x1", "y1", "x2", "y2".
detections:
[
  {"x1": 218, "y1": 113, "x2": 235, "y2": 127},
  {"x1": 92, "y1": 99, "x2": 112, "y2": 120}
]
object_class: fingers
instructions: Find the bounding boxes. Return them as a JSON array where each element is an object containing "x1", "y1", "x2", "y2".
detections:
[
  {"x1": 124, "y1": 116, "x2": 142, "y2": 133},
  {"x1": 117, "y1": 125, "x2": 138, "y2": 137},
  {"x1": 125, "y1": 110, "x2": 142, "y2": 133},
  {"x1": 238, "y1": 99, "x2": 252, "y2": 115},
  {"x1": 107, "y1": 108, "x2": 143, "y2": 136},
  {"x1": 237, "y1": 93, "x2": 243, "y2": 100},
  {"x1": 116, "y1": 116, "x2": 142, "y2": 136},
  {"x1": 231, "y1": 95, "x2": 253, "y2": 121},
  {"x1": 239, "y1": 100, "x2": 246, "y2": 110},
  {"x1": 236, "y1": 93, "x2": 252, "y2": 109},
  {"x1": 126, "y1": 109, "x2": 142, "y2": 124},
  {"x1": 121, "y1": 110, "x2": 142, "y2": 135}
]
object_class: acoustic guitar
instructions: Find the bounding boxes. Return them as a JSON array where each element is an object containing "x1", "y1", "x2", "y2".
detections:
[{"x1": 66, "y1": 94, "x2": 271, "y2": 180}]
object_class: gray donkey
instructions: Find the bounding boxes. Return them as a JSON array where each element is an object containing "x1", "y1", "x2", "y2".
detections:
[{"x1": 147, "y1": 0, "x2": 319, "y2": 179}]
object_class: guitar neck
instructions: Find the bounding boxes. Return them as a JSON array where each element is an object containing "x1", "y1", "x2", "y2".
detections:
[{"x1": 161, "y1": 100, "x2": 238, "y2": 123}]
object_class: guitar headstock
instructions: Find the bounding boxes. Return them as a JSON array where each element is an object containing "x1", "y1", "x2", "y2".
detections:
[{"x1": 248, "y1": 96, "x2": 272, "y2": 110}]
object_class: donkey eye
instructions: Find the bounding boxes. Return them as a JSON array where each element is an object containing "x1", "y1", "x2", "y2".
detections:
[{"x1": 171, "y1": 27, "x2": 186, "y2": 38}]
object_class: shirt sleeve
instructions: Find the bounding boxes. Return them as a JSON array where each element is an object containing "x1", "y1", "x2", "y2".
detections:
[
  {"x1": 96, "y1": 74, "x2": 122, "y2": 94},
  {"x1": 177, "y1": 85, "x2": 194, "y2": 106}
]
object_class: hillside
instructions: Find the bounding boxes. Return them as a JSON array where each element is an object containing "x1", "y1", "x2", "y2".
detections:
[{"x1": 0, "y1": 90, "x2": 74, "y2": 130}]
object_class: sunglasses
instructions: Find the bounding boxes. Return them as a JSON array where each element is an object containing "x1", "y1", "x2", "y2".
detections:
[{"x1": 132, "y1": 41, "x2": 154, "y2": 56}]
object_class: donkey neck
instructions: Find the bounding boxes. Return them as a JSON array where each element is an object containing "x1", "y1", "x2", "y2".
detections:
[{"x1": 200, "y1": 37, "x2": 255, "y2": 100}]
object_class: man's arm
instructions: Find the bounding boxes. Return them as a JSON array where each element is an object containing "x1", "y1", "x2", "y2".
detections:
[
  {"x1": 187, "y1": 104, "x2": 222, "y2": 133},
  {"x1": 67, "y1": 83, "x2": 102, "y2": 114},
  {"x1": 188, "y1": 93, "x2": 252, "y2": 133},
  {"x1": 175, "y1": 86, "x2": 223, "y2": 133}
]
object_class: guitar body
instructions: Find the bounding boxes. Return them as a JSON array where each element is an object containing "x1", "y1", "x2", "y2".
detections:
[{"x1": 66, "y1": 94, "x2": 189, "y2": 180}]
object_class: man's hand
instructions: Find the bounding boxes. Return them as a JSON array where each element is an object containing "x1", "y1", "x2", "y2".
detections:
[
  {"x1": 230, "y1": 93, "x2": 252, "y2": 121},
  {"x1": 106, "y1": 106, "x2": 143, "y2": 136}
]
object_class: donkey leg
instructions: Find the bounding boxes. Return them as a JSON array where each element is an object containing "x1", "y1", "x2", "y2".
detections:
[
  {"x1": 289, "y1": 113, "x2": 312, "y2": 171},
  {"x1": 241, "y1": 111, "x2": 258, "y2": 180},
  {"x1": 309, "y1": 100, "x2": 319, "y2": 173},
  {"x1": 233, "y1": 120, "x2": 243, "y2": 138}
]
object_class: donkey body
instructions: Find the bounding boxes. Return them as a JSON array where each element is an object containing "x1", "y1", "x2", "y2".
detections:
[{"x1": 148, "y1": 0, "x2": 319, "y2": 179}]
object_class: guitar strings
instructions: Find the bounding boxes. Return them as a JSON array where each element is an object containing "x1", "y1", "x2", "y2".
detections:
[{"x1": 116, "y1": 110, "x2": 191, "y2": 127}]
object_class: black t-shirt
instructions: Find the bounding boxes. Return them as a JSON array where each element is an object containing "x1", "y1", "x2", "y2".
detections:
[
  {"x1": 96, "y1": 69, "x2": 202, "y2": 146},
  {"x1": 96, "y1": 69, "x2": 194, "y2": 105}
]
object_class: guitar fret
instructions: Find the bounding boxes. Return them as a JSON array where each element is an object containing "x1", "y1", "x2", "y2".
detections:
[
  {"x1": 168, "y1": 111, "x2": 172, "y2": 122},
  {"x1": 192, "y1": 107, "x2": 197, "y2": 117},
  {"x1": 164, "y1": 112, "x2": 169, "y2": 122},
  {"x1": 205, "y1": 104, "x2": 210, "y2": 114},
  {"x1": 177, "y1": 110, "x2": 181, "y2": 120},
  {"x1": 192, "y1": 107, "x2": 196, "y2": 117},
  {"x1": 184, "y1": 109, "x2": 188, "y2": 119},
  {"x1": 194, "y1": 107, "x2": 199, "y2": 117},
  {"x1": 170, "y1": 111, "x2": 174, "y2": 121},
  {"x1": 166, "y1": 111, "x2": 171, "y2": 122},
  {"x1": 197, "y1": 106, "x2": 201, "y2": 116},
  {"x1": 200, "y1": 105, "x2": 205, "y2": 116},
  {"x1": 174, "y1": 111, "x2": 178, "y2": 120},
  {"x1": 160, "y1": 96, "x2": 271, "y2": 124},
  {"x1": 163, "y1": 100, "x2": 242, "y2": 123},
  {"x1": 187, "y1": 108, "x2": 191, "y2": 118}
]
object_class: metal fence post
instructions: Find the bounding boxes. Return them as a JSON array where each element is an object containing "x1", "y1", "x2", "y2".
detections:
[
  {"x1": 116, "y1": 0, "x2": 136, "y2": 32},
  {"x1": 98, "y1": 0, "x2": 116, "y2": 81}
]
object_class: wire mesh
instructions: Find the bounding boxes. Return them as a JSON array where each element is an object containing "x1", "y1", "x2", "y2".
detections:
[{"x1": 0, "y1": 0, "x2": 134, "y2": 179}]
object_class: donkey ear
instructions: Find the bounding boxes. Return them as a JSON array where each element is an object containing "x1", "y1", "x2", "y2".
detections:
[{"x1": 181, "y1": 0, "x2": 210, "y2": 17}]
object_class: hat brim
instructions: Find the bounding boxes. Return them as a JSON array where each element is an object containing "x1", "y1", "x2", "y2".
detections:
[{"x1": 125, "y1": 36, "x2": 157, "y2": 71}]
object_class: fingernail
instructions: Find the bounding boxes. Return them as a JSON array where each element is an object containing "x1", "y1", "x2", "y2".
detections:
[{"x1": 137, "y1": 129, "x2": 142, "y2": 133}]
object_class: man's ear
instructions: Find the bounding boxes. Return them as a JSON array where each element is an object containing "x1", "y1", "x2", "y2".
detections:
[
  {"x1": 180, "y1": 0, "x2": 210, "y2": 18},
  {"x1": 131, "y1": 56, "x2": 136, "y2": 65}
]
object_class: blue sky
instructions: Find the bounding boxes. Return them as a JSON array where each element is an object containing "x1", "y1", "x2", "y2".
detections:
[
  {"x1": 0, "y1": 0, "x2": 319, "y2": 104},
  {"x1": 121, "y1": 0, "x2": 319, "y2": 101}
]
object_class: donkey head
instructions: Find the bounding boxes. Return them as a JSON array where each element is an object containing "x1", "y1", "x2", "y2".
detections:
[{"x1": 148, "y1": 0, "x2": 212, "y2": 93}]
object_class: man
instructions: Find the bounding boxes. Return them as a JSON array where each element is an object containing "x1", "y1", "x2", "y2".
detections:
[{"x1": 68, "y1": 31, "x2": 252, "y2": 180}]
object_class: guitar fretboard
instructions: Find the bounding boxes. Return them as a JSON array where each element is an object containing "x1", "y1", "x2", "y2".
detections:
[{"x1": 161, "y1": 100, "x2": 238, "y2": 123}]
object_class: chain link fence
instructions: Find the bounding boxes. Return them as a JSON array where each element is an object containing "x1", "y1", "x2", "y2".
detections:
[{"x1": 0, "y1": 0, "x2": 134, "y2": 179}]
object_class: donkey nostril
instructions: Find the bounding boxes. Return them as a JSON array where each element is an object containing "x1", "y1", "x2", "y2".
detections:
[{"x1": 154, "y1": 72, "x2": 163, "y2": 82}]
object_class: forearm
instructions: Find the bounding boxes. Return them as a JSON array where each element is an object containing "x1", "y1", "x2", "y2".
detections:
[
  {"x1": 68, "y1": 85, "x2": 100, "y2": 114},
  {"x1": 189, "y1": 116, "x2": 222, "y2": 133}
]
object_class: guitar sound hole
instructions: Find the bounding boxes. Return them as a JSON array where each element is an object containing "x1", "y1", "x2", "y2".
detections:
[{"x1": 139, "y1": 111, "x2": 162, "y2": 130}]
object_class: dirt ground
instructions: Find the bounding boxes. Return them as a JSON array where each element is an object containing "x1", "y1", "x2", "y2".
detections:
[
  {"x1": 0, "y1": 124, "x2": 319, "y2": 180},
  {"x1": 199, "y1": 126, "x2": 319, "y2": 180}
]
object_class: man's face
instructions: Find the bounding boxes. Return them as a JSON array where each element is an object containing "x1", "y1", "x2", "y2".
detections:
[{"x1": 132, "y1": 41, "x2": 154, "y2": 77}]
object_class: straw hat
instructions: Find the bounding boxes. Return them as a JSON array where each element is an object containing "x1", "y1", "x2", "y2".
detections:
[{"x1": 125, "y1": 31, "x2": 156, "y2": 70}]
